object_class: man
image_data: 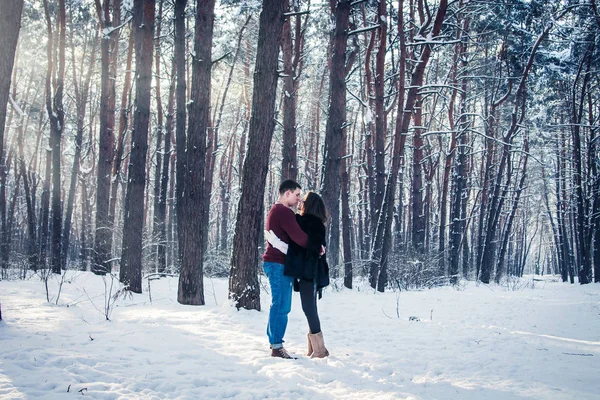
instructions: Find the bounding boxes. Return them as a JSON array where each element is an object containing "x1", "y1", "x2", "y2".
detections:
[{"x1": 262, "y1": 179, "x2": 309, "y2": 359}]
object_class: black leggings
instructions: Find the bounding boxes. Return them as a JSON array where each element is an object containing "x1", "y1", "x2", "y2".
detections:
[{"x1": 298, "y1": 279, "x2": 321, "y2": 334}]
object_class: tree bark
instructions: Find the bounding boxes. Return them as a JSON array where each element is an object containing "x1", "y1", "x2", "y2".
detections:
[
  {"x1": 281, "y1": 1, "x2": 307, "y2": 182},
  {"x1": 557, "y1": 126, "x2": 574, "y2": 282},
  {"x1": 571, "y1": 50, "x2": 593, "y2": 284},
  {"x1": 438, "y1": 5, "x2": 465, "y2": 274},
  {"x1": 40, "y1": 149, "x2": 52, "y2": 270},
  {"x1": 362, "y1": 9, "x2": 376, "y2": 258},
  {"x1": 371, "y1": 0, "x2": 387, "y2": 260},
  {"x1": 11, "y1": 96, "x2": 38, "y2": 270},
  {"x1": 411, "y1": 98, "x2": 425, "y2": 253},
  {"x1": 448, "y1": 124, "x2": 468, "y2": 284},
  {"x1": 174, "y1": 0, "x2": 187, "y2": 274},
  {"x1": 229, "y1": 0, "x2": 286, "y2": 310},
  {"x1": 108, "y1": 29, "x2": 134, "y2": 246},
  {"x1": 63, "y1": 28, "x2": 97, "y2": 270},
  {"x1": 219, "y1": 136, "x2": 235, "y2": 252},
  {"x1": 156, "y1": 66, "x2": 175, "y2": 274},
  {"x1": 321, "y1": 0, "x2": 352, "y2": 273},
  {"x1": 80, "y1": 176, "x2": 89, "y2": 270},
  {"x1": 341, "y1": 118, "x2": 353, "y2": 289},
  {"x1": 177, "y1": 0, "x2": 215, "y2": 305},
  {"x1": 0, "y1": 0, "x2": 24, "y2": 270},
  {"x1": 93, "y1": 0, "x2": 120, "y2": 275},
  {"x1": 281, "y1": 0, "x2": 297, "y2": 181},
  {"x1": 448, "y1": 13, "x2": 469, "y2": 284},
  {"x1": 152, "y1": 0, "x2": 165, "y2": 271},
  {"x1": 588, "y1": 91, "x2": 600, "y2": 282},
  {"x1": 42, "y1": 0, "x2": 66, "y2": 274},
  {"x1": 120, "y1": 0, "x2": 155, "y2": 293}
]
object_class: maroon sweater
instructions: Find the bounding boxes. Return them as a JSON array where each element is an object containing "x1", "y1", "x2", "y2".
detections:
[{"x1": 262, "y1": 203, "x2": 309, "y2": 264}]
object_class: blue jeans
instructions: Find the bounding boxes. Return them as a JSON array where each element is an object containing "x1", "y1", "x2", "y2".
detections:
[{"x1": 263, "y1": 262, "x2": 293, "y2": 349}]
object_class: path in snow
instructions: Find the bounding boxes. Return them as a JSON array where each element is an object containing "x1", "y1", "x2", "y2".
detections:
[{"x1": 1, "y1": 272, "x2": 599, "y2": 399}]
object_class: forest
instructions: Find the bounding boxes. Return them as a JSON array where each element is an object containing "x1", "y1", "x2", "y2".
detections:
[{"x1": 0, "y1": 0, "x2": 599, "y2": 309}]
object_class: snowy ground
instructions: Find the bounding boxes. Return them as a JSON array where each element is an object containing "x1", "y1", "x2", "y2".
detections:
[{"x1": 1, "y1": 271, "x2": 599, "y2": 400}]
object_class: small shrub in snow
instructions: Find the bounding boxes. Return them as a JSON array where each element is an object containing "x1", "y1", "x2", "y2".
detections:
[
  {"x1": 386, "y1": 250, "x2": 448, "y2": 291},
  {"x1": 503, "y1": 275, "x2": 537, "y2": 291}
]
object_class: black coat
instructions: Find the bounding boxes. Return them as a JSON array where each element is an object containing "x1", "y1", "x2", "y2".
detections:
[{"x1": 283, "y1": 214, "x2": 330, "y2": 291}]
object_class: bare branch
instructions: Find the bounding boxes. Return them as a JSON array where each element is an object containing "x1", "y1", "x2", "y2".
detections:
[{"x1": 349, "y1": 25, "x2": 380, "y2": 36}]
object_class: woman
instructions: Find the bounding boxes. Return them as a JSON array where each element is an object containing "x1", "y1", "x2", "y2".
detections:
[{"x1": 265, "y1": 191, "x2": 330, "y2": 358}]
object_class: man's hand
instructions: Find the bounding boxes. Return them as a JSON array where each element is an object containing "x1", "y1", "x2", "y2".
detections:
[
  {"x1": 265, "y1": 230, "x2": 288, "y2": 254},
  {"x1": 320, "y1": 245, "x2": 326, "y2": 256}
]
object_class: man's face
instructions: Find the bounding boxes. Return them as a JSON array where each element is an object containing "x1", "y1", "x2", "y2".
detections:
[{"x1": 285, "y1": 188, "x2": 302, "y2": 207}]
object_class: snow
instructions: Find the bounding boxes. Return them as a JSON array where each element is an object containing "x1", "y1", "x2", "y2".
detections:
[{"x1": 1, "y1": 272, "x2": 599, "y2": 399}]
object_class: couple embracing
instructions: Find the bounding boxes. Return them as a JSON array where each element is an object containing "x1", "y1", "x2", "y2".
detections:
[{"x1": 262, "y1": 179, "x2": 330, "y2": 359}]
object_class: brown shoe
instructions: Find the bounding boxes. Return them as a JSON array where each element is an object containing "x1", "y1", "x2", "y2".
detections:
[
  {"x1": 306, "y1": 333, "x2": 313, "y2": 357},
  {"x1": 271, "y1": 347, "x2": 297, "y2": 359},
  {"x1": 308, "y1": 331, "x2": 329, "y2": 358}
]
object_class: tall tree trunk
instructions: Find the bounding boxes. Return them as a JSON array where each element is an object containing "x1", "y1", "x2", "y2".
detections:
[
  {"x1": 588, "y1": 91, "x2": 600, "y2": 282},
  {"x1": 152, "y1": 0, "x2": 165, "y2": 271},
  {"x1": 167, "y1": 141, "x2": 176, "y2": 269},
  {"x1": 63, "y1": 29, "x2": 97, "y2": 270},
  {"x1": 448, "y1": 14, "x2": 469, "y2": 284},
  {"x1": 321, "y1": 0, "x2": 351, "y2": 273},
  {"x1": 5, "y1": 160, "x2": 20, "y2": 272},
  {"x1": 11, "y1": 97, "x2": 38, "y2": 270},
  {"x1": 42, "y1": 0, "x2": 66, "y2": 274},
  {"x1": 93, "y1": 0, "x2": 120, "y2": 275},
  {"x1": 557, "y1": 126, "x2": 574, "y2": 283},
  {"x1": 439, "y1": 127, "x2": 457, "y2": 273},
  {"x1": 156, "y1": 66, "x2": 175, "y2": 274},
  {"x1": 571, "y1": 50, "x2": 592, "y2": 284},
  {"x1": 341, "y1": 118, "x2": 353, "y2": 289},
  {"x1": 475, "y1": 106, "x2": 497, "y2": 280},
  {"x1": 476, "y1": 38, "x2": 508, "y2": 280},
  {"x1": 0, "y1": 0, "x2": 24, "y2": 270},
  {"x1": 177, "y1": 0, "x2": 215, "y2": 305},
  {"x1": 541, "y1": 163, "x2": 563, "y2": 279},
  {"x1": 228, "y1": 0, "x2": 285, "y2": 310},
  {"x1": 371, "y1": 0, "x2": 387, "y2": 262},
  {"x1": 411, "y1": 98, "x2": 425, "y2": 253},
  {"x1": 438, "y1": 4, "x2": 465, "y2": 274},
  {"x1": 219, "y1": 136, "x2": 235, "y2": 252},
  {"x1": 461, "y1": 179, "x2": 470, "y2": 279},
  {"x1": 304, "y1": 68, "x2": 325, "y2": 190},
  {"x1": 281, "y1": 0, "x2": 298, "y2": 181},
  {"x1": 120, "y1": 0, "x2": 155, "y2": 293},
  {"x1": 362, "y1": 12, "x2": 376, "y2": 258},
  {"x1": 109, "y1": 29, "x2": 134, "y2": 245},
  {"x1": 358, "y1": 162, "x2": 367, "y2": 259},
  {"x1": 80, "y1": 177, "x2": 89, "y2": 270},
  {"x1": 52, "y1": 0, "x2": 66, "y2": 274},
  {"x1": 174, "y1": 0, "x2": 187, "y2": 273},
  {"x1": 40, "y1": 149, "x2": 52, "y2": 269},
  {"x1": 448, "y1": 126, "x2": 468, "y2": 284},
  {"x1": 495, "y1": 139, "x2": 529, "y2": 283},
  {"x1": 281, "y1": 1, "x2": 307, "y2": 182}
]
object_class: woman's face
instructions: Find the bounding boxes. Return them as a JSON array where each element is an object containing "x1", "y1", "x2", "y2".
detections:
[{"x1": 299, "y1": 193, "x2": 310, "y2": 213}]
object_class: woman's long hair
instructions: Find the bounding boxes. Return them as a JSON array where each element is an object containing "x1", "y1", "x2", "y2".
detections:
[{"x1": 300, "y1": 191, "x2": 328, "y2": 223}]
